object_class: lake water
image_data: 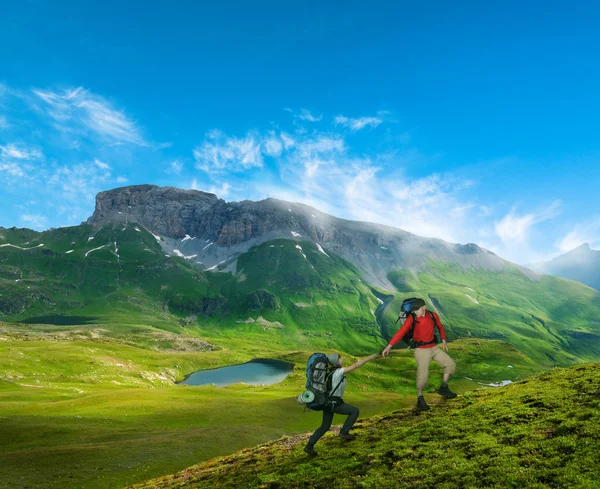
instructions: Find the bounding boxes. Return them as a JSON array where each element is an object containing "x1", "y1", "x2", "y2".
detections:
[
  {"x1": 19, "y1": 315, "x2": 99, "y2": 325},
  {"x1": 178, "y1": 359, "x2": 295, "y2": 387}
]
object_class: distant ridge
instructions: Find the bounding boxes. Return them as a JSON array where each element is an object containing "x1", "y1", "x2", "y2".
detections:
[{"x1": 528, "y1": 243, "x2": 600, "y2": 290}]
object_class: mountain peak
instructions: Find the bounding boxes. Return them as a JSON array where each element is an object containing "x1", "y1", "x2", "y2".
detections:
[{"x1": 571, "y1": 242, "x2": 591, "y2": 252}]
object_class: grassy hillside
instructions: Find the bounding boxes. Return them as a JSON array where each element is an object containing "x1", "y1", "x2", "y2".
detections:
[
  {"x1": 0, "y1": 317, "x2": 541, "y2": 489},
  {"x1": 127, "y1": 362, "x2": 600, "y2": 489}
]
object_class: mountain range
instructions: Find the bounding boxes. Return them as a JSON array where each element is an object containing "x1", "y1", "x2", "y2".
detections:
[
  {"x1": 528, "y1": 243, "x2": 600, "y2": 291},
  {"x1": 2, "y1": 184, "x2": 600, "y2": 366}
]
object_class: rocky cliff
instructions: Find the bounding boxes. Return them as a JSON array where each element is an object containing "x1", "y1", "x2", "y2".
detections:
[{"x1": 87, "y1": 185, "x2": 536, "y2": 290}]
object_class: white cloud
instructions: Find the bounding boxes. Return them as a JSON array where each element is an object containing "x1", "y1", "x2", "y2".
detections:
[
  {"x1": 94, "y1": 159, "x2": 110, "y2": 170},
  {"x1": 21, "y1": 214, "x2": 48, "y2": 230},
  {"x1": 297, "y1": 136, "x2": 344, "y2": 156},
  {"x1": 263, "y1": 134, "x2": 283, "y2": 156},
  {"x1": 280, "y1": 132, "x2": 295, "y2": 150},
  {"x1": 33, "y1": 87, "x2": 147, "y2": 146},
  {"x1": 334, "y1": 115, "x2": 383, "y2": 131},
  {"x1": 298, "y1": 109, "x2": 322, "y2": 122},
  {"x1": 190, "y1": 178, "x2": 199, "y2": 190},
  {"x1": 166, "y1": 160, "x2": 183, "y2": 174},
  {"x1": 192, "y1": 124, "x2": 474, "y2": 244},
  {"x1": 494, "y1": 202, "x2": 561, "y2": 247},
  {"x1": 0, "y1": 143, "x2": 42, "y2": 160},
  {"x1": 494, "y1": 212, "x2": 536, "y2": 244},
  {"x1": 208, "y1": 182, "x2": 231, "y2": 197},
  {"x1": 194, "y1": 132, "x2": 264, "y2": 173},
  {"x1": 48, "y1": 162, "x2": 112, "y2": 203},
  {"x1": 555, "y1": 217, "x2": 600, "y2": 253},
  {"x1": 116, "y1": 176, "x2": 128, "y2": 183},
  {"x1": 0, "y1": 162, "x2": 25, "y2": 177}
]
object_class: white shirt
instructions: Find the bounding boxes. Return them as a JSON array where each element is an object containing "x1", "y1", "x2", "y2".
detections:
[{"x1": 330, "y1": 368, "x2": 347, "y2": 397}]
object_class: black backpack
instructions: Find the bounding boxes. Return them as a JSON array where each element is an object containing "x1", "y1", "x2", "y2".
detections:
[
  {"x1": 301, "y1": 353, "x2": 345, "y2": 411},
  {"x1": 396, "y1": 298, "x2": 440, "y2": 349}
]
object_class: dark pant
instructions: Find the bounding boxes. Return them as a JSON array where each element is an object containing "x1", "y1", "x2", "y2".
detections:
[{"x1": 307, "y1": 402, "x2": 359, "y2": 446}]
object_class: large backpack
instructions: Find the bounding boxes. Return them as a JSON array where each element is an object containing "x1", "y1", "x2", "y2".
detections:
[
  {"x1": 300, "y1": 353, "x2": 345, "y2": 411},
  {"x1": 395, "y1": 298, "x2": 440, "y2": 349}
]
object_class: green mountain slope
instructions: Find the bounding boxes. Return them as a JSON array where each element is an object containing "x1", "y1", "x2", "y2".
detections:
[
  {"x1": 2, "y1": 224, "x2": 600, "y2": 364},
  {"x1": 202, "y1": 239, "x2": 382, "y2": 352},
  {"x1": 128, "y1": 363, "x2": 600, "y2": 489}
]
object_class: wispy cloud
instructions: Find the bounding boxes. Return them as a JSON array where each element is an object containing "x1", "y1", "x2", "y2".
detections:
[
  {"x1": 494, "y1": 202, "x2": 561, "y2": 246},
  {"x1": 94, "y1": 159, "x2": 110, "y2": 170},
  {"x1": 334, "y1": 115, "x2": 383, "y2": 131},
  {"x1": 48, "y1": 161, "x2": 113, "y2": 204},
  {"x1": 33, "y1": 87, "x2": 147, "y2": 146},
  {"x1": 192, "y1": 121, "x2": 478, "y2": 244},
  {"x1": 0, "y1": 162, "x2": 25, "y2": 177},
  {"x1": 298, "y1": 109, "x2": 322, "y2": 122},
  {"x1": 208, "y1": 182, "x2": 231, "y2": 197},
  {"x1": 165, "y1": 159, "x2": 183, "y2": 174},
  {"x1": 194, "y1": 131, "x2": 264, "y2": 173},
  {"x1": 0, "y1": 115, "x2": 9, "y2": 129},
  {"x1": 0, "y1": 143, "x2": 42, "y2": 160},
  {"x1": 20, "y1": 213, "x2": 48, "y2": 230},
  {"x1": 555, "y1": 217, "x2": 600, "y2": 252}
]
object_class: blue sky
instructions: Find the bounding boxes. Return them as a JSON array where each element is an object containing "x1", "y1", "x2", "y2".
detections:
[{"x1": 1, "y1": 0, "x2": 599, "y2": 265}]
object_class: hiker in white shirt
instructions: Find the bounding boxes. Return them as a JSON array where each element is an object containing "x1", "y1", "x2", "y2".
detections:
[{"x1": 304, "y1": 353, "x2": 378, "y2": 456}]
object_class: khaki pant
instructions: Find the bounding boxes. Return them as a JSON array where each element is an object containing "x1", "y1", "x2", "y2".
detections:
[{"x1": 414, "y1": 345, "x2": 456, "y2": 390}]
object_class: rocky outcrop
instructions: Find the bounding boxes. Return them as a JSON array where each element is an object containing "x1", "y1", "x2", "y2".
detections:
[
  {"x1": 247, "y1": 289, "x2": 280, "y2": 310},
  {"x1": 87, "y1": 185, "x2": 222, "y2": 238}
]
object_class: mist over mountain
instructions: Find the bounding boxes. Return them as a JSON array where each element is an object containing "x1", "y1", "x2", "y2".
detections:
[{"x1": 528, "y1": 243, "x2": 600, "y2": 291}]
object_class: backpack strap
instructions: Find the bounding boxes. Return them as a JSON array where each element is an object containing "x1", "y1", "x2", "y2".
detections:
[{"x1": 328, "y1": 369, "x2": 346, "y2": 409}]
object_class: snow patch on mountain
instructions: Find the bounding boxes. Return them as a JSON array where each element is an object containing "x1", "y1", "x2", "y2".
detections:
[
  {"x1": 316, "y1": 243, "x2": 329, "y2": 257},
  {"x1": 85, "y1": 245, "x2": 107, "y2": 257},
  {"x1": 0, "y1": 243, "x2": 44, "y2": 250}
]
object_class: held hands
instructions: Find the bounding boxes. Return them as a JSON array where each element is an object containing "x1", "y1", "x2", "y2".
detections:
[
  {"x1": 381, "y1": 345, "x2": 392, "y2": 357},
  {"x1": 442, "y1": 340, "x2": 449, "y2": 353}
]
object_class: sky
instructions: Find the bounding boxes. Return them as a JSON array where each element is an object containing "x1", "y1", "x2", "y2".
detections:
[{"x1": 1, "y1": 0, "x2": 599, "y2": 265}]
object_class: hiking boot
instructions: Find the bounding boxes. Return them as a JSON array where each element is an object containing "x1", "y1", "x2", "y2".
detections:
[
  {"x1": 416, "y1": 395, "x2": 430, "y2": 411},
  {"x1": 304, "y1": 444, "x2": 317, "y2": 457},
  {"x1": 438, "y1": 383, "x2": 457, "y2": 399},
  {"x1": 338, "y1": 432, "x2": 356, "y2": 441}
]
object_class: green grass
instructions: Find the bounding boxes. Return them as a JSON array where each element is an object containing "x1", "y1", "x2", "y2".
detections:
[
  {"x1": 0, "y1": 319, "x2": 544, "y2": 489},
  {"x1": 127, "y1": 363, "x2": 600, "y2": 489}
]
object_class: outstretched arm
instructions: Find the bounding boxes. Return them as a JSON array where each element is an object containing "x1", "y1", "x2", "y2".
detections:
[{"x1": 343, "y1": 353, "x2": 379, "y2": 374}]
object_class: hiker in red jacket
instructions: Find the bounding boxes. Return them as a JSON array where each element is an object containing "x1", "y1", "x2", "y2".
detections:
[{"x1": 382, "y1": 298, "x2": 456, "y2": 411}]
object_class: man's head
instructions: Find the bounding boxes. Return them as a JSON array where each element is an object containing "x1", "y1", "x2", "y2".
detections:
[
  {"x1": 328, "y1": 353, "x2": 343, "y2": 367},
  {"x1": 411, "y1": 298, "x2": 427, "y2": 317}
]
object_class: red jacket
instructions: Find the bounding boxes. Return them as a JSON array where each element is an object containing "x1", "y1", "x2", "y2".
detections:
[{"x1": 389, "y1": 311, "x2": 447, "y2": 349}]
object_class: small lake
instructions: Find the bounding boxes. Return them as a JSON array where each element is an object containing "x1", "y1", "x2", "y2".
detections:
[
  {"x1": 178, "y1": 359, "x2": 295, "y2": 387},
  {"x1": 19, "y1": 315, "x2": 99, "y2": 325}
]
